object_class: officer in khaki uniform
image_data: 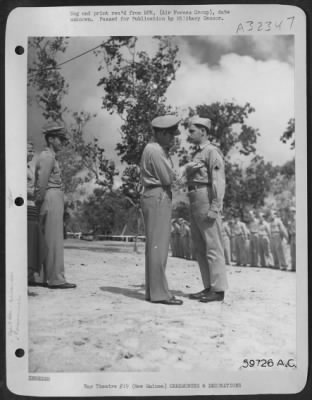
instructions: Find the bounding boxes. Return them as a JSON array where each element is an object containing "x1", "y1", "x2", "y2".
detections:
[
  {"x1": 140, "y1": 115, "x2": 183, "y2": 305},
  {"x1": 233, "y1": 216, "x2": 249, "y2": 266},
  {"x1": 248, "y1": 210, "x2": 260, "y2": 267},
  {"x1": 35, "y1": 121, "x2": 76, "y2": 289},
  {"x1": 258, "y1": 212, "x2": 273, "y2": 267},
  {"x1": 288, "y1": 207, "x2": 296, "y2": 271},
  {"x1": 268, "y1": 210, "x2": 288, "y2": 270},
  {"x1": 222, "y1": 216, "x2": 232, "y2": 265},
  {"x1": 185, "y1": 116, "x2": 228, "y2": 303}
]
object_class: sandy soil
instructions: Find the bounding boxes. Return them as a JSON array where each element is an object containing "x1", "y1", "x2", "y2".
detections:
[{"x1": 28, "y1": 239, "x2": 296, "y2": 373}]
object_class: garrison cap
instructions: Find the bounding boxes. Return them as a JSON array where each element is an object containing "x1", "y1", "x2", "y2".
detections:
[
  {"x1": 151, "y1": 115, "x2": 181, "y2": 135},
  {"x1": 189, "y1": 116, "x2": 212, "y2": 131},
  {"x1": 42, "y1": 121, "x2": 68, "y2": 140}
]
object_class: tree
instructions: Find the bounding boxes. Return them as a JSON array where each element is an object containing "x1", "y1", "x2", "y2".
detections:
[
  {"x1": 28, "y1": 37, "x2": 117, "y2": 202},
  {"x1": 178, "y1": 101, "x2": 259, "y2": 165},
  {"x1": 76, "y1": 188, "x2": 132, "y2": 235},
  {"x1": 280, "y1": 118, "x2": 295, "y2": 149},
  {"x1": 96, "y1": 36, "x2": 181, "y2": 248},
  {"x1": 28, "y1": 37, "x2": 69, "y2": 120}
]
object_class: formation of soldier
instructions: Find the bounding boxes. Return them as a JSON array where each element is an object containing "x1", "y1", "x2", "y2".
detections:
[
  {"x1": 170, "y1": 209, "x2": 296, "y2": 272},
  {"x1": 223, "y1": 209, "x2": 295, "y2": 271}
]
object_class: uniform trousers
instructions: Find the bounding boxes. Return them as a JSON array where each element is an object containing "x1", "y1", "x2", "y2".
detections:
[
  {"x1": 39, "y1": 188, "x2": 66, "y2": 285},
  {"x1": 141, "y1": 187, "x2": 172, "y2": 301},
  {"x1": 189, "y1": 188, "x2": 228, "y2": 292},
  {"x1": 235, "y1": 235, "x2": 248, "y2": 265},
  {"x1": 271, "y1": 233, "x2": 288, "y2": 269},
  {"x1": 258, "y1": 235, "x2": 273, "y2": 267},
  {"x1": 230, "y1": 236, "x2": 236, "y2": 262},
  {"x1": 249, "y1": 234, "x2": 260, "y2": 267},
  {"x1": 182, "y1": 233, "x2": 192, "y2": 259},
  {"x1": 223, "y1": 235, "x2": 231, "y2": 265},
  {"x1": 170, "y1": 234, "x2": 177, "y2": 257},
  {"x1": 290, "y1": 234, "x2": 296, "y2": 271},
  {"x1": 27, "y1": 205, "x2": 47, "y2": 282}
]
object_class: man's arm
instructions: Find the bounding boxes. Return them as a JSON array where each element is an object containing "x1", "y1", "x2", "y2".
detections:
[
  {"x1": 36, "y1": 154, "x2": 54, "y2": 201},
  {"x1": 208, "y1": 148, "x2": 225, "y2": 216}
]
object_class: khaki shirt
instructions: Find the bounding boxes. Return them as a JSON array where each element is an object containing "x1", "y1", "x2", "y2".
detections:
[
  {"x1": 270, "y1": 217, "x2": 288, "y2": 240},
  {"x1": 140, "y1": 142, "x2": 175, "y2": 188},
  {"x1": 222, "y1": 221, "x2": 231, "y2": 238},
  {"x1": 258, "y1": 220, "x2": 271, "y2": 237},
  {"x1": 233, "y1": 221, "x2": 249, "y2": 238},
  {"x1": 248, "y1": 218, "x2": 260, "y2": 234},
  {"x1": 186, "y1": 142, "x2": 225, "y2": 212},
  {"x1": 35, "y1": 147, "x2": 63, "y2": 201}
]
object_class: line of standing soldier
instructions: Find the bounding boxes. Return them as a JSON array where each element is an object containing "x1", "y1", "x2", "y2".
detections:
[{"x1": 220, "y1": 209, "x2": 296, "y2": 271}]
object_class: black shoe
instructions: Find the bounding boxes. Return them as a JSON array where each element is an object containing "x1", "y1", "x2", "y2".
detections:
[
  {"x1": 48, "y1": 282, "x2": 77, "y2": 289},
  {"x1": 151, "y1": 297, "x2": 183, "y2": 305},
  {"x1": 199, "y1": 291, "x2": 224, "y2": 303},
  {"x1": 189, "y1": 287, "x2": 211, "y2": 300},
  {"x1": 28, "y1": 281, "x2": 48, "y2": 287}
]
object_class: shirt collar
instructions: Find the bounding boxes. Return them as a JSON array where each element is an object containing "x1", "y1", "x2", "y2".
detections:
[
  {"x1": 198, "y1": 140, "x2": 211, "y2": 150},
  {"x1": 46, "y1": 146, "x2": 56, "y2": 157}
]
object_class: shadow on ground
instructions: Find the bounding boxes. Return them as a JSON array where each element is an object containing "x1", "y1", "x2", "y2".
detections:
[{"x1": 100, "y1": 284, "x2": 188, "y2": 301}]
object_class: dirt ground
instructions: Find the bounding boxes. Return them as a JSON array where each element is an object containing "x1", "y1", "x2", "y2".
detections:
[{"x1": 28, "y1": 239, "x2": 296, "y2": 373}]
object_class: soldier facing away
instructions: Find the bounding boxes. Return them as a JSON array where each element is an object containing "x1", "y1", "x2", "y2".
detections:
[{"x1": 185, "y1": 116, "x2": 228, "y2": 303}]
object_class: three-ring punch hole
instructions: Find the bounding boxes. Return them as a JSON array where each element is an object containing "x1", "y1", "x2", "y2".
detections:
[
  {"x1": 15, "y1": 46, "x2": 24, "y2": 55},
  {"x1": 15, "y1": 348, "x2": 25, "y2": 358},
  {"x1": 15, "y1": 197, "x2": 24, "y2": 206}
]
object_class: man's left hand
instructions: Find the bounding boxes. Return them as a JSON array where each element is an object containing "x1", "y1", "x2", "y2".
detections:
[{"x1": 207, "y1": 210, "x2": 218, "y2": 221}]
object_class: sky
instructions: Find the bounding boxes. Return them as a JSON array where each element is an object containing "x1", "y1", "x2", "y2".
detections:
[{"x1": 28, "y1": 35, "x2": 295, "y2": 174}]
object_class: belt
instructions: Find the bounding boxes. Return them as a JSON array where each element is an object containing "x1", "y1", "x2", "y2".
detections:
[{"x1": 187, "y1": 183, "x2": 210, "y2": 192}]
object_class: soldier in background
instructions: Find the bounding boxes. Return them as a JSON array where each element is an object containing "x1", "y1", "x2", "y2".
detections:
[
  {"x1": 170, "y1": 219, "x2": 178, "y2": 257},
  {"x1": 268, "y1": 210, "x2": 288, "y2": 270},
  {"x1": 258, "y1": 212, "x2": 273, "y2": 268},
  {"x1": 179, "y1": 219, "x2": 192, "y2": 260},
  {"x1": 173, "y1": 219, "x2": 183, "y2": 258},
  {"x1": 222, "y1": 216, "x2": 232, "y2": 265},
  {"x1": 248, "y1": 210, "x2": 260, "y2": 267},
  {"x1": 228, "y1": 217, "x2": 236, "y2": 263},
  {"x1": 288, "y1": 207, "x2": 296, "y2": 271},
  {"x1": 233, "y1": 215, "x2": 249, "y2": 266},
  {"x1": 27, "y1": 140, "x2": 47, "y2": 286},
  {"x1": 35, "y1": 122, "x2": 76, "y2": 289}
]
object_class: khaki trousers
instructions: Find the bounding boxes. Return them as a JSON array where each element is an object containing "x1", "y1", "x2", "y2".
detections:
[
  {"x1": 235, "y1": 236, "x2": 248, "y2": 265},
  {"x1": 189, "y1": 188, "x2": 228, "y2": 292},
  {"x1": 271, "y1": 234, "x2": 288, "y2": 269},
  {"x1": 290, "y1": 234, "x2": 296, "y2": 271},
  {"x1": 258, "y1": 235, "x2": 273, "y2": 267},
  {"x1": 223, "y1": 235, "x2": 231, "y2": 265},
  {"x1": 141, "y1": 187, "x2": 172, "y2": 301},
  {"x1": 249, "y1": 234, "x2": 260, "y2": 267},
  {"x1": 39, "y1": 189, "x2": 66, "y2": 286}
]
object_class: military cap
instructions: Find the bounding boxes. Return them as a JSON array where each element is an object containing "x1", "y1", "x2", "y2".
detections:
[
  {"x1": 290, "y1": 206, "x2": 296, "y2": 212},
  {"x1": 151, "y1": 115, "x2": 181, "y2": 134},
  {"x1": 189, "y1": 116, "x2": 212, "y2": 131},
  {"x1": 42, "y1": 121, "x2": 68, "y2": 140}
]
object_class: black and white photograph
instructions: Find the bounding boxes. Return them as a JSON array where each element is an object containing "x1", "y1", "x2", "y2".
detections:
[{"x1": 5, "y1": 4, "x2": 308, "y2": 397}]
